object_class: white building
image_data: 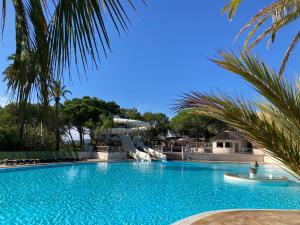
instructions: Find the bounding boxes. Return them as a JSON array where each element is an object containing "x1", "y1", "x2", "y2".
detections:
[{"x1": 210, "y1": 131, "x2": 252, "y2": 154}]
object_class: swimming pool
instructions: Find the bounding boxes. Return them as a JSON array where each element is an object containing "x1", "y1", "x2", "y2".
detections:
[{"x1": 0, "y1": 161, "x2": 299, "y2": 224}]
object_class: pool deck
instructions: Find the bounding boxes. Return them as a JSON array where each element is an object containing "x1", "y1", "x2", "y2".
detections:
[
  {"x1": 0, "y1": 159, "x2": 132, "y2": 169},
  {"x1": 173, "y1": 209, "x2": 300, "y2": 225}
]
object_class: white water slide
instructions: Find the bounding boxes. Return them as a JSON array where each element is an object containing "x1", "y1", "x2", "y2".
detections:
[
  {"x1": 134, "y1": 138, "x2": 166, "y2": 161},
  {"x1": 119, "y1": 135, "x2": 151, "y2": 161},
  {"x1": 109, "y1": 117, "x2": 166, "y2": 161}
]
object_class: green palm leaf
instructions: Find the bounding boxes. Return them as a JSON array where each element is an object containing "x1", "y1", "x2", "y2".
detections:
[
  {"x1": 223, "y1": 0, "x2": 300, "y2": 78},
  {"x1": 176, "y1": 51, "x2": 300, "y2": 178}
]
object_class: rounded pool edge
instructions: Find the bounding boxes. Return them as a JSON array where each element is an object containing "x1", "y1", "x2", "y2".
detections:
[
  {"x1": 224, "y1": 172, "x2": 290, "y2": 183},
  {"x1": 172, "y1": 209, "x2": 300, "y2": 225}
]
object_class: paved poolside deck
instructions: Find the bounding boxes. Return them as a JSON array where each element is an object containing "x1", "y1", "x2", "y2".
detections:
[
  {"x1": 174, "y1": 210, "x2": 300, "y2": 225},
  {"x1": 0, "y1": 159, "x2": 131, "y2": 169}
]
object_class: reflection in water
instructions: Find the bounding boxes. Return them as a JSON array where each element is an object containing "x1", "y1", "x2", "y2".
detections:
[
  {"x1": 66, "y1": 166, "x2": 79, "y2": 182},
  {"x1": 97, "y1": 162, "x2": 108, "y2": 172},
  {"x1": 162, "y1": 165, "x2": 233, "y2": 173},
  {"x1": 223, "y1": 173, "x2": 295, "y2": 187},
  {"x1": 131, "y1": 161, "x2": 152, "y2": 173}
]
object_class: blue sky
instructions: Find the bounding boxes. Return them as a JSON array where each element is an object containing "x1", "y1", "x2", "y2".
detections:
[{"x1": 0, "y1": 0, "x2": 300, "y2": 117}]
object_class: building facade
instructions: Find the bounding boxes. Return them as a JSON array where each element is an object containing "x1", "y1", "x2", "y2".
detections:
[{"x1": 210, "y1": 131, "x2": 252, "y2": 154}]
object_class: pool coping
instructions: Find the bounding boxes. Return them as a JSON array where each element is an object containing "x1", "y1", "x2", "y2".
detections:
[
  {"x1": 172, "y1": 160, "x2": 300, "y2": 181},
  {"x1": 0, "y1": 159, "x2": 266, "y2": 171},
  {"x1": 0, "y1": 159, "x2": 134, "y2": 171},
  {"x1": 171, "y1": 159, "x2": 271, "y2": 164},
  {"x1": 0, "y1": 160, "x2": 299, "y2": 182},
  {"x1": 172, "y1": 209, "x2": 300, "y2": 225}
]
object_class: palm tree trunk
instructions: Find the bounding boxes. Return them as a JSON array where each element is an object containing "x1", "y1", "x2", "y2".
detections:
[
  {"x1": 79, "y1": 126, "x2": 83, "y2": 151},
  {"x1": 55, "y1": 98, "x2": 60, "y2": 151},
  {"x1": 82, "y1": 127, "x2": 85, "y2": 151},
  {"x1": 65, "y1": 126, "x2": 75, "y2": 151},
  {"x1": 17, "y1": 101, "x2": 26, "y2": 150}
]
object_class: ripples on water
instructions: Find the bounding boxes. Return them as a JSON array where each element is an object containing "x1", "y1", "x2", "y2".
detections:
[{"x1": 0, "y1": 161, "x2": 299, "y2": 225}]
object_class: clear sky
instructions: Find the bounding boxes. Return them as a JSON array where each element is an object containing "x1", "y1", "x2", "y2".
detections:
[{"x1": 0, "y1": 0, "x2": 300, "y2": 118}]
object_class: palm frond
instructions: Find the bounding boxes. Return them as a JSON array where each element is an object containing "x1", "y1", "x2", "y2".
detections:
[
  {"x1": 212, "y1": 50, "x2": 300, "y2": 125},
  {"x1": 279, "y1": 31, "x2": 300, "y2": 78},
  {"x1": 224, "y1": 0, "x2": 300, "y2": 78},
  {"x1": 48, "y1": 0, "x2": 137, "y2": 74},
  {"x1": 177, "y1": 51, "x2": 300, "y2": 177},
  {"x1": 176, "y1": 92, "x2": 300, "y2": 178},
  {"x1": 1, "y1": 0, "x2": 6, "y2": 34},
  {"x1": 222, "y1": 0, "x2": 243, "y2": 20}
]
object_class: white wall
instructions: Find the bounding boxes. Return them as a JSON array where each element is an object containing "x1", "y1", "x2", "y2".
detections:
[
  {"x1": 253, "y1": 148, "x2": 265, "y2": 155},
  {"x1": 166, "y1": 152, "x2": 264, "y2": 162},
  {"x1": 212, "y1": 140, "x2": 245, "y2": 154},
  {"x1": 78, "y1": 151, "x2": 127, "y2": 160}
]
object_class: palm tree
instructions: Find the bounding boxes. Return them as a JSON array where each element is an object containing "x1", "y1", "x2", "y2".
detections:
[
  {"x1": 51, "y1": 80, "x2": 71, "y2": 151},
  {"x1": 176, "y1": 50, "x2": 300, "y2": 178},
  {"x1": 1, "y1": 0, "x2": 139, "y2": 113},
  {"x1": 2, "y1": 52, "x2": 51, "y2": 147},
  {"x1": 223, "y1": 0, "x2": 300, "y2": 78},
  {"x1": 1, "y1": 1, "x2": 139, "y2": 148}
]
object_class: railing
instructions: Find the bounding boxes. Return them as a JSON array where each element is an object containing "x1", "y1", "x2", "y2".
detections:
[
  {"x1": 96, "y1": 146, "x2": 109, "y2": 152},
  {"x1": 236, "y1": 148, "x2": 253, "y2": 154},
  {"x1": 190, "y1": 142, "x2": 212, "y2": 148},
  {"x1": 96, "y1": 146, "x2": 126, "y2": 153},
  {"x1": 153, "y1": 145, "x2": 165, "y2": 153},
  {"x1": 191, "y1": 147, "x2": 212, "y2": 153}
]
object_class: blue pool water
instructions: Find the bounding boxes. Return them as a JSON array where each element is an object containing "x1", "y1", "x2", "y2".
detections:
[{"x1": 0, "y1": 161, "x2": 299, "y2": 225}]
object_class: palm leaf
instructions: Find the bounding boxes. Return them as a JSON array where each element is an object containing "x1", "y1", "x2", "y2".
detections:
[
  {"x1": 279, "y1": 31, "x2": 300, "y2": 78},
  {"x1": 47, "y1": 0, "x2": 137, "y2": 74},
  {"x1": 222, "y1": 0, "x2": 243, "y2": 20},
  {"x1": 176, "y1": 51, "x2": 300, "y2": 178},
  {"x1": 224, "y1": 0, "x2": 300, "y2": 78}
]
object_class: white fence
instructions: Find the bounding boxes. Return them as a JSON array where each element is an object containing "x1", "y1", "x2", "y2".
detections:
[{"x1": 96, "y1": 146, "x2": 126, "y2": 153}]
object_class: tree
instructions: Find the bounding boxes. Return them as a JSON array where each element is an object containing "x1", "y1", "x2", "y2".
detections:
[
  {"x1": 223, "y1": 0, "x2": 300, "y2": 78},
  {"x1": 119, "y1": 108, "x2": 142, "y2": 120},
  {"x1": 95, "y1": 115, "x2": 115, "y2": 145},
  {"x1": 142, "y1": 112, "x2": 169, "y2": 140},
  {"x1": 2, "y1": 52, "x2": 51, "y2": 147},
  {"x1": 0, "y1": 102, "x2": 56, "y2": 151},
  {"x1": 170, "y1": 110, "x2": 226, "y2": 140},
  {"x1": 1, "y1": 1, "x2": 140, "y2": 132},
  {"x1": 104, "y1": 101, "x2": 120, "y2": 116},
  {"x1": 177, "y1": 50, "x2": 300, "y2": 178},
  {"x1": 0, "y1": 105, "x2": 17, "y2": 150},
  {"x1": 62, "y1": 97, "x2": 104, "y2": 150},
  {"x1": 50, "y1": 80, "x2": 71, "y2": 151}
]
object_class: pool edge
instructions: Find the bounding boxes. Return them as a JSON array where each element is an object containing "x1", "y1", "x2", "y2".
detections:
[{"x1": 172, "y1": 209, "x2": 300, "y2": 225}]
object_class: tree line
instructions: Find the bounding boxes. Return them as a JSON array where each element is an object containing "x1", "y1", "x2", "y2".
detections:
[{"x1": 0, "y1": 96, "x2": 226, "y2": 152}]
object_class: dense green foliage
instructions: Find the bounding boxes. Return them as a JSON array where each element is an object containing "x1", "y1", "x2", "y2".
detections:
[
  {"x1": 0, "y1": 103, "x2": 55, "y2": 151},
  {"x1": 61, "y1": 97, "x2": 120, "y2": 150},
  {"x1": 170, "y1": 110, "x2": 227, "y2": 139},
  {"x1": 119, "y1": 108, "x2": 143, "y2": 120},
  {"x1": 0, "y1": 95, "x2": 227, "y2": 151},
  {"x1": 142, "y1": 112, "x2": 169, "y2": 141}
]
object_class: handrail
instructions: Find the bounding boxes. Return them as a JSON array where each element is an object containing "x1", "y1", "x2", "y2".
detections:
[
  {"x1": 96, "y1": 146, "x2": 126, "y2": 153},
  {"x1": 153, "y1": 145, "x2": 165, "y2": 153},
  {"x1": 236, "y1": 148, "x2": 253, "y2": 154}
]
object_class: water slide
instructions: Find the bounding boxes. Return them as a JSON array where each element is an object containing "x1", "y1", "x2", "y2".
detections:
[
  {"x1": 103, "y1": 117, "x2": 166, "y2": 161},
  {"x1": 134, "y1": 138, "x2": 166, "y2": 161},
  {"x1": 119, "y1": 135, "x2": 151, "y2": 161}
]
